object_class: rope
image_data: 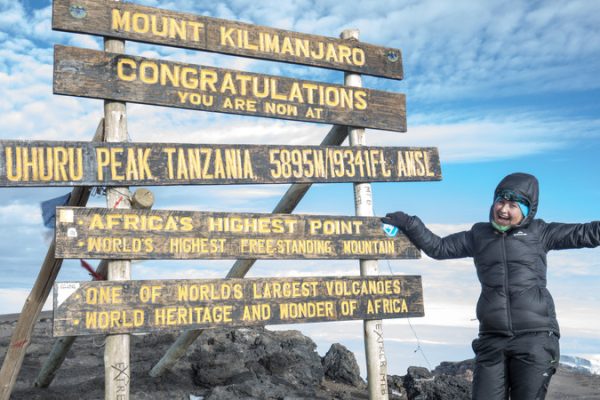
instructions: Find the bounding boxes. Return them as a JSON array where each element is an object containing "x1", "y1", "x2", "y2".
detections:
[{"x1": 386, "y1": 259, "x2": 432, "y2": 370}]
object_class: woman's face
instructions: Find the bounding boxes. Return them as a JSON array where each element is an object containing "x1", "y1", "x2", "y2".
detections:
[{"x1": 493, "y1": 199, "x2": 524, "y2": 226}]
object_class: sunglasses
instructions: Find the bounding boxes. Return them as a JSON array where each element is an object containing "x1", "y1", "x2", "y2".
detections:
[{"x1": 495, "y1": 189, "x2": 529, "y2": 206}]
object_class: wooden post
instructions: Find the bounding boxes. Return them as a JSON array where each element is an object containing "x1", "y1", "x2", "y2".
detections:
[
  {"x1": 149, "y1": 125, "x2": 349, "y2": 378},
  {"x1": 342, "y1": 29, "x2": 389, "y2": 400},
  {"x1": 103, "y1": 25, "x2": 131, "y2": 400},
  {"x1": 0, "y1": 120, "x2": 104, "y2": 400},
  {"x1": 35, "y1": 189, "x2": 154, "y2": 388}
]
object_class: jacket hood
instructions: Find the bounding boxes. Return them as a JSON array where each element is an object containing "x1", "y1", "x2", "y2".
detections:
[{"x1": 490, "y1": 172, "x2": 539, "y2": 228}]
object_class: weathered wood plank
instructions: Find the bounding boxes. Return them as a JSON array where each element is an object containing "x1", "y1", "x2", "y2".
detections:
[
  {"x1": 53, "y1": 46, "x2": 407, "y2": 132},
  {"x1": 0, "y1": 140, "x2": 441, "y2": 186},
  {"x1": 52, "y1": 0, "x2": 403, "y2": 80},
  {"x1": 102, "y1": 31, "x2": 132, "y2": 400},
  {"x1": 53, "y1": 275, "x2": 424, "y2": 336},
  {"x1": 54, "y1": 208, "x2": 420, "y2": 260}
]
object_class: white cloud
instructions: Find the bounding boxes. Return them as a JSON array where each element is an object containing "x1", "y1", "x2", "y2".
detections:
[
  {"x1": 0, "y1": 2, "x2": 27, "y2": 33},
  {"x1": 0, "y1": 202, "x2": 42, "y2": 225},
  {"x1": 302, "y1": 0, "x2": 600, "y2": 100},
  {"x1": 0, "y1": 288, "x2": 52, "y2": 315},
  {"x1": 368, "y1": 114, "x2": 600, "y2": 163},
  {"x1": 1, "y1": 1, "x2": 598, "y2": 169},
  {"x1": 548, "y1": 249, "x2": 600, "y2": 277}
]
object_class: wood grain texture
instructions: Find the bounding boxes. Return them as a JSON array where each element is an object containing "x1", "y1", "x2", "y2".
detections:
[
  {"x1": 52, "y1": 0, "x2": 403, "y2": 80},
  {"x1": 53, "y1": 46, "x2": 407, "y2": 132},
  {"x1": 53, "y1": 275, "x2": 424, "y2": 336},
  {"x1": 54, "y1": 207, "x2": 420, "y2": 260},
  {"x1": 0, "y1": 140, "x2": 440, "y2": 186}
]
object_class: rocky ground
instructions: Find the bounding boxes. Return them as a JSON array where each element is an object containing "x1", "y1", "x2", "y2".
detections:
[{"x1": 1, "y1": 312, "x2": 599, "y2": 399}]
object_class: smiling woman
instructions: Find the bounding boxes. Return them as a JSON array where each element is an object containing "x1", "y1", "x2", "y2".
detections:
[{"x1": 382, "y1": 172, "x2": 600, "y2": 399}]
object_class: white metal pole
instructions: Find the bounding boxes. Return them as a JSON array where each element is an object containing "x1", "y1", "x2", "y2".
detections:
[{"x1": 342, "y1": 28, "x2": 389, "y2": 400}]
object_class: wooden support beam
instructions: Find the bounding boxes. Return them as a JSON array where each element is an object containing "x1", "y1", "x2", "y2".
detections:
[
  {"x1": 34, "y1": 336, "x2": 76, "y2": 389},
  {"x1": 149, "y1": 125, "x2": 348, "y2": 378},
  {"x1": 0, "y1": 120, "x2": 104, "y2": 400}
]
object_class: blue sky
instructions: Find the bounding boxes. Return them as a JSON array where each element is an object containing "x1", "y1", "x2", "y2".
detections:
[{"x1": 1, "y1": 0, "x2": 599, "y2": 376}]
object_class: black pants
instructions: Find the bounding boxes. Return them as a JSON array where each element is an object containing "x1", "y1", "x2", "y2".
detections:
[{"x1": 471, "y1": 332, "x2": 559, "y2": 400}]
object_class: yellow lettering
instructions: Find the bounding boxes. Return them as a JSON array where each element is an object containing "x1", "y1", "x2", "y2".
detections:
[
  {"x1": 111, "y1": 9, "x2": 130, "y2": 32},
  {"x1": 188, "y1": 21, "x2": 204, "y2": 42},
  {"x1": 132, "y1": 13, "x2": 150, "y2": 34},
  {"x1": 220, "y1": 27, "x2": 235, "y2": 46}
]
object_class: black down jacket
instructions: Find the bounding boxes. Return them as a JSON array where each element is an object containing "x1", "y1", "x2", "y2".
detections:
[{"x1": 401, "y1": 173, "x2": 600, "y2": 336}]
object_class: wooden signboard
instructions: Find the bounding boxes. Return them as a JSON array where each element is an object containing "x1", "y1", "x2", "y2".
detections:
[
  {"x1": 52, "y1": 0, "x2": 403, "y2": 80},
  {"x1": 53, "y1": 275, "x2": 424, "y2": 336},
  {"x1": 53, "y1": 46, "x2": 406, "y2": 132},
  {"x1": 0, "y1": 140, "x2": 441, "y2": 186},
  {"x1": 54, "y1": 208, "x2": 420, "y2": 260}
]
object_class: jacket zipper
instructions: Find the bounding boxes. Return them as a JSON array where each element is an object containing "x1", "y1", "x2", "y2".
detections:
[{"x1": 501, "y1": 233, "x2": 513, "y2": 334}]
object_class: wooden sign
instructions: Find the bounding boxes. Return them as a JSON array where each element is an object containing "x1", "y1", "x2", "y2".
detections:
[
  {"x1": 0, "y1": 140, "x2": 441, "y2": 186},
  {"x1": 53, "y1": 275, "x2": 424, "y2": 336},
  {"x1": 54, "y1": 208, "x2": 420, "y2": 260},
  {"x1": 52, "y1": 0, "x2": 403, "y2": 80},
  {"x1": 53, "y1": 46, "x2": 406, "y2": 132}
]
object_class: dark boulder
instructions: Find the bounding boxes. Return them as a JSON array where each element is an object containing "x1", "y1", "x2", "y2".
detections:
[
  {"x1": 433, "y1": 359, "x2": 475, "y2": 381},
  {"x1": 191, "y1": 327, "x2": 324, "y2": 399},
  {"x1": 403, "y1": 366, "x2": 471, "y2": 400},
  {"x1": 387, "y1": 374, "x2": 408, "y2": 399},
  {"x1": 322, "y1": 343, "x2": 366, "y2": 388}
]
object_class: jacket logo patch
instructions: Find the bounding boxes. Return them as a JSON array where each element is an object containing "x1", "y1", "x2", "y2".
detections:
[
  {"x1": 513, "y1": 231, "x2": 527, "y2": 237},
  {"x1": 382, "y1": 223, "x2": 399, "y2": 237}
]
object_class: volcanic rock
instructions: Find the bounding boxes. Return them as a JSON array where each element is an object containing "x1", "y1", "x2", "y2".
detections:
[
  {"x1": 322, "y1": 343, "x2": 366, "y2": 388},
  {"x1": 191, "y1": 327, "x2": 324, "y2": 399},
  {"x1": 2, "y1": 313, "x2": 600, "y2": 399}
]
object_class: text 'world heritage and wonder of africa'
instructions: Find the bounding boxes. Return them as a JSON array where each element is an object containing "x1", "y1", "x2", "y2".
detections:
[{"x1": 53, "y1": 276, "x2": 424, "y2": 336}]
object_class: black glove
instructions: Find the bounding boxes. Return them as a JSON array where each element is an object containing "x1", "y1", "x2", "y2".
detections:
[{"x1": 381, "y1": 211, "x2": 412, "y2": 230}]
